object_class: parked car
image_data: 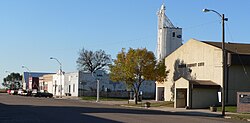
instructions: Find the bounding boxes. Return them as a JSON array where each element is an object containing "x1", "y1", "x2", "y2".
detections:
[
  {"x1": 10, "y1": 90, "x2": 18, "y2": 95},
  {"x1": 34, "y1": 91, "x2": 53, "y2": 98},
  {"x1": 26, "y1": 90, "x2": 32, "y2": 96},
  {"x1": 20, "y1": 90, "x2": 28, "y2": 96},
  {"x1": 17, "y1": 89, "x2": 23, "y2": 95},
  {"x1": 7, "y1": 89, "x2": 11, "y2": 94}
]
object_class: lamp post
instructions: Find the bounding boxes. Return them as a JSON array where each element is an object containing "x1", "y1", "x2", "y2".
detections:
[
  {"x1": 50, "y1": 57, "x2": 62, "y2": 98},
  {"x1": 92, "y1": 70, "x2": 104, "y2": 102},
  {"x1": 22, "y1": 65, "x2": 31, "y2": 90},
  {"x1": 80, "y1": 81, "x2": 83, "y2": 97},
  {"x1": 203, "y1": 8, "x2": 228, "y2": 116}
]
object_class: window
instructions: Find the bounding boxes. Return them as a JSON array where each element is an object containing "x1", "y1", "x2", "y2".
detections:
[
  {"x1": 177, "y1": 35, "x2": 182, "y2": 38},
  {"x1": 172, "y1": 32, "x2": 175, "y2": 37},
  {"x1": 187, "y1": 63, "x2": 197, "y2": 67},
  {"x1": 198, "y1": 62, "x2": 205, "y2": 66},
  {"x1": 73, "y1": 84, "x2": 75, "y2": 92},
  {"x1": 178, "y1": 64, "x2": 186, "y2": 68}
]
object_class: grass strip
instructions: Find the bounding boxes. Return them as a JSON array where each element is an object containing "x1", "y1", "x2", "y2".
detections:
[{"x1": 81, "y1": 96, "x2": 128, "y2": 101}]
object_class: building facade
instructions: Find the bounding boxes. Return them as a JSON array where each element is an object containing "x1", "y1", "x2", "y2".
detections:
[
  {"x1": 156, "y1": 39, "x2": 250, "y2": 108},
  {"x1": 22, "y1": 72, "x2": 55, "y2": 91},
  {"x1": 64, "y1": 71, "x2": 156, "y2": 98},
  {"x1": 35, "y1": 70, "x2": 156, "y2": 98},
  {"x1": 39, "y1": 74, "x2": 54, "y2": 93}
]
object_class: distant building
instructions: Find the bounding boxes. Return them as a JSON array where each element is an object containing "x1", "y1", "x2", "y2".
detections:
[
  {"x1": 22, "y1": 72, "x2": 55, "y2": 90},
  {"x1": 39, "y1": 74, "x2": 54, "y2": 93},
  {"x1": 63, "y1": 71, "x2": 155, "y2": 98},
  {"x1": 38, "y1": 71, "x2": 155, "y2": 98},
  {"x1": 157, "y1": 4, "x2": 182, "y2": 61},
  {"x1": 156, "y1": 39, "x2": 250, "y2": 108}
]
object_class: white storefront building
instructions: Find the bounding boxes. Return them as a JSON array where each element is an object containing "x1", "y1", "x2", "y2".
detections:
[
  {"x1": 64, "y1": 71, "x2": 156, "y2": 98},
  {"x1": 39, "y1": 71, "x2": 156, "y2": 98}
]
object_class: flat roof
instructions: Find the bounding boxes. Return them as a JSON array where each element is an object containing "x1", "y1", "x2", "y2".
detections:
[{"x1": 202, "y1": 41, "x2": 250, "y2": 55}]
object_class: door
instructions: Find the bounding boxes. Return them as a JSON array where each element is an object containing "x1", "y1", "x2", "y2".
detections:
[
  {"x1": 157, "y1": 87, "x2": 165, "y2": 101},
  {"x1": 176, "y1": 89, "x2": 187, "y2": 108},
  {"x1": 69, "y1": 85, "x2": 71, "y2": 93}
]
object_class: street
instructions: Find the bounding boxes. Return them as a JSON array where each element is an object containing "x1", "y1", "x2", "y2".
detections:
[{"x1": 0, "y1": 93, "x2": 244, "y2": 123}]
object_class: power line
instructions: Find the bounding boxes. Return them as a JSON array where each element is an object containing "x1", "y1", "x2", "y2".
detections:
[
  {"x1": 225, "y1": 23, "x2": 250, "y2": 79},
  {"x1": 183, "y1": 20, "x2": 219, "y2": 30}
]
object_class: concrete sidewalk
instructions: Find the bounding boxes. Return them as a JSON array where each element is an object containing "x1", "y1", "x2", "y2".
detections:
[
  {"x1": 91, "y1": 100, "x2": 237, "y2": 118},
  {"x1": 60, "y1": 97, "x2": 235, "y2": 118}
]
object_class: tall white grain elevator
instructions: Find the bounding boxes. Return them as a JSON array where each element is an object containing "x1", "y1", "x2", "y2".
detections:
[{"x1": 157, "y1": 4, "x2": 182, "y2": 61}]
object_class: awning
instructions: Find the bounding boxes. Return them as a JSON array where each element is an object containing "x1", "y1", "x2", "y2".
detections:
[{"x1": 190, "y1": 80, "x2": 221, "y2": 88}]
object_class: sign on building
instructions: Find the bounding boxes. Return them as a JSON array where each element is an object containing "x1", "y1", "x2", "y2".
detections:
[{"x1": 237, "y1": 92, "x2": 250, "y2": 113}]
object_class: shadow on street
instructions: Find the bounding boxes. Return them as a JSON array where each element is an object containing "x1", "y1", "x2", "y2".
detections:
[{"x1": 0, "y1": 102, "x2": 223, "y2": 123}]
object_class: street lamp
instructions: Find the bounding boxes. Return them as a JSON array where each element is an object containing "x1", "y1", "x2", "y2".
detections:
[
  {"x1": 203, "y1": 8, "x2": 228, "y2": 116},
  {"x1": 22, "y1": 65, "x2": 31, "y2": 90},
  {"x1": 92, "y1": 70, "x2": 104, "y2": 102},
  {"x1": 50, "y1": 57, "x2": 62, "y2": 98}
]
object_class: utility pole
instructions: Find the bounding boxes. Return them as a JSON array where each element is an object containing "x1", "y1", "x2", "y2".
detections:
[
  {"x1": 50, "y1": 57, "x2": 63, "y2": 98},
  {"x1": 203, "y1": 8, "x2": 228, "y2": 116}
]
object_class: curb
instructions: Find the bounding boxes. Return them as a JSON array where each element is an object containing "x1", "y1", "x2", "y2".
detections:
[{"x1": 121, "y1": 105, "x2": 150, "y2": 109}]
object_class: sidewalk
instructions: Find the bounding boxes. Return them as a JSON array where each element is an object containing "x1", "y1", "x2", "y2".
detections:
[
  {"x1": 93, "y1": 100, "x2": 238, "y2": 118},
  {"x1": 60, "y1": 97, "x2": 236, "y2": 118}
]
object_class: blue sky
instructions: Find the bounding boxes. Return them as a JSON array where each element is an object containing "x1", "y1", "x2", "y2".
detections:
[{"x1": 1, "y1": 0, "x2": 250, "y2": 88}]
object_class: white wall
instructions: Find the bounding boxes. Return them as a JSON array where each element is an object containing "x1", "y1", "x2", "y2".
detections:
[
  {"x1": 64, "y1": 71, "x2": 155, "y2": 97},
  {"x1": 64, "y1": 72, "x2": 79, "y2": 96},
  {"x1": 156, "y1": 4, "x2": 182, "y2": 61},
  {"x1": 47, "y1": 82, "x2": 53, "y2": 94},
  {"x1": 52, "y1": 72, "x2": 65, "y2": 97}
]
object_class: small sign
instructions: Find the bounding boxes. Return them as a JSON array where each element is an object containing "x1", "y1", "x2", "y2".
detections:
[
  {"x1": 239, "y1": 94, "x2": 250, "y2": 103},
  {"x1": 237, "y1": 92, "x2": 250, "y2": 113},
  {"x1": 218, "y1": 92, "x2": 221, "y2": 102},
  {"x1": 92, "y1": 70, "x2": 104, "y2": 80}
]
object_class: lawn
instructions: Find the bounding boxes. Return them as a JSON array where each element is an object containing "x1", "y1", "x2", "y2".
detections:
[
  {"x1": 216, "y1": 106, "x2": 237, "y2": 113},
  {"x1": 81, "y1": 96, "x2": 128, "y2": 101},
  {"x1": 228, "y1": 113, "x2": 250, "y2": 121},
  {"x1": 216, "y1": 106, "x2": 250, "y2": 121}
]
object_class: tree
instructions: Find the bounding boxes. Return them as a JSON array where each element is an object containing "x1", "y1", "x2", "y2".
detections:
[
  {"x1": 2, "y1": 72, "x2": 22, "y2": 89},
  {"x1": 110, "y1": 48, "x2": 167, "y2": 104},
  {"x1": 76, "y1": 48, "x2": 112, "y2": 73}
]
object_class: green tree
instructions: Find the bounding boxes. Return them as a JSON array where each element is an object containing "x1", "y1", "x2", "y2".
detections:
[
  {"x1": 2, "y1": 73, "x2": 22, "y2": 89},
  {"x1": 110, "y1": 48, "x2": 167, "y2": 104},
  {"x1": 76, "y1": 48, "x2": 112, "y2": 73}
]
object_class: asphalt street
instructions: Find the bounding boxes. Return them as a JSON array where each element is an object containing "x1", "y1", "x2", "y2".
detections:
[{"x1": 0, "y1": 93, "x2": 245, "y2": 123}]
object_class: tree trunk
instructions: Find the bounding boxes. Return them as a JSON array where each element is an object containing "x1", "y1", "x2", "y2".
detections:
[
  {"x1": 134, "y1": 79, "x2": 143, "y2": 105},
  {"x1": 134, "y1": 91, "x2": 138, "y2": 104},
  {"x1": 132, "y1": 84, "x2": 138, "y2": 104}
]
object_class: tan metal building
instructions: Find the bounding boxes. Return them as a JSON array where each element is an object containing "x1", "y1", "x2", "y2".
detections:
[{"x1": 156, "y1": 38, "x2": 250, "y2": 108}]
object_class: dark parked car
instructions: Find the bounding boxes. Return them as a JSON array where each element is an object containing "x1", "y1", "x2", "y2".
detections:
[{"x1": 34, "y1": 91, "x2": 53, "y2": 98}]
